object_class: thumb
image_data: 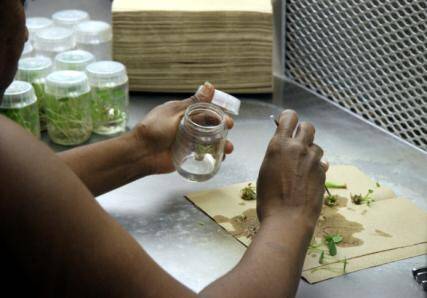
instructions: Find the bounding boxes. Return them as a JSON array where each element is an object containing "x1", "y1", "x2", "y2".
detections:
[{"x1": 179, "y1": 82, "x2": 215, "y2": 110}]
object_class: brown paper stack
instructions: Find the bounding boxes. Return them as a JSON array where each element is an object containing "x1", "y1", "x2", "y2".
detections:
[
  {"x1": 112, "y1": 0, "x2": 273, "y2": 93},
  {"x1": 186, "y1": 165, "x2": 427, "y2": 283}
]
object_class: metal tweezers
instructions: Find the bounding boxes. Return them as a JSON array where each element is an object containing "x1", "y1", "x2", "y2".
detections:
[{"x1": 412, "y1": 267, "x2": 427, "y2": 291}]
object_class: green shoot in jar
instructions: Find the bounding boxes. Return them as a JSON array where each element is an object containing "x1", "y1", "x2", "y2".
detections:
[
  {"x1": 32, "y1": 82, "x2": 48, "y2": 130},
  {"x1": 45, "y1": 92, "x2": 92, "y2": 146},
  {"x1": 91, "y1": 85, "x2": 128, "y2": 135},
  {"x1": 0, "y1": 103, "x2": 40, "y2": 138}
]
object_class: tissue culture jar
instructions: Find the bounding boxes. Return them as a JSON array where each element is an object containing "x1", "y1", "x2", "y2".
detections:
[{"x1": 172, "y1": 103, "x2": 228, "y2": 182}]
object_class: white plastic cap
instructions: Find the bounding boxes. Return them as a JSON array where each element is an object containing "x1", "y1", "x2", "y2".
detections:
[
  {"x1": 21, "y1": 41, "x2": 34, "y2": 58},
  {"x1": 75, "y1": 21, "x2": 112, "y2": 45},
  {"x1": 86, "y1": 61, "x2": 128, "y2": 87},
  {"x1": 2, "y1": 81, "x2": 37, "y2": 109},
  {"x1": 34, "y1": 26, "x2": 75, "y2": 53},
  {"x1": 45, "y1": 71, "x2": 90, "y2": 98},
  {"x1": 55, "y1": 50, "x2": 95, "y2": 71},
  {"x1": 52, "y1": 10, "x2": 90, "y2": 27},
  {"x1": 18, "y1": 56, "x2": 53, "y2": 82},
  {"x1": 196, "y1": 85, "x2": 241, "y2": 115},
  {"x1": 26, "y1": 17, "x2": 53, "y2": 41}
]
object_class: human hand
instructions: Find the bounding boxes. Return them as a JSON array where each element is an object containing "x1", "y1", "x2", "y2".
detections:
[
  {"x1": 256, "y1": 110, "x2": 327, "y2": 226},
  {"x1": 132, "y1": 82, "x2": 234, "y2": 174}
]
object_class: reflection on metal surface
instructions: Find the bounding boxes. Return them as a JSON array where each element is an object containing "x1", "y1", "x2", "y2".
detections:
[{"x1": 282, "y1": 0, "x2": 426, "y2": 151}]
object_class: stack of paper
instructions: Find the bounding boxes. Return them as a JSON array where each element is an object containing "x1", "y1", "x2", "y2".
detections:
[{"x1": 112, "y1": 0, "x2": 273, "y2": 93}]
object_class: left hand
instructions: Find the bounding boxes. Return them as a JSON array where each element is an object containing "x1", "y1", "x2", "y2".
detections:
[{"x1": 132, "y1": 82, "x2": 234, "y2": 174}]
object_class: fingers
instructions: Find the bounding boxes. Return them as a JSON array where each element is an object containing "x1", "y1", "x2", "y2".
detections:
[
  {"x1": 225, "y1": 140, "x2": 234, "y2": 154},
  {"x1": 295, "y1": 122, "x2": 315, "y2": 145},
  {"x1": 180, "y1": 82, "x2": 215, "y2": 110},
  {"x1": 309, "y1": 143, "x2": 329, "y2": 172},
  {"x1": 275, "y1": 110, "x2": 299, "y2": 138},
  {"x1": 320, "y1": 160, "x2": 329, "y2": 172}
]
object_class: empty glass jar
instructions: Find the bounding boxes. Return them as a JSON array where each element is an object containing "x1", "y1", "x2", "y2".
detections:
[
  {"x1": 172, "y1": 102, "x2": 228, "y2": 182},
  {"x1": 45, "y1": 71, "x2": 93, "y2": 146},
  {"x1": 0, "y1": 81, "x2": 40, "y2": 138},
  {"x1": 86, "y1": 61, "x2": 129, "y2": 135},
  {"x1": 75, "y1": 21, "x2": 112, "y2": 61},
  {"x1": 17, "y1": 56, "x2": 53, "y2": 131}
]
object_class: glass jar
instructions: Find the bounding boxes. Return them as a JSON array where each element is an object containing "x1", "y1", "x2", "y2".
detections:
[
  {"x1": 52, "y1": 10, "x2": 90, "y2": 28},
  {"x1": 55, "y1": 50, "x2": 95, "y2": 71},
  {"x1": 1, "y1": 81, "x2": 40, "y2": 138},
  {"x1": 26, "y1": 17, "x2": 53, "y2": 42},
  {"x1": 172, "y1": 103, "x2": 228, "y2": 182},
  {"x1": 17, "y1": 56, "x2": 53, "y2": 131},
  {"x1": 45, "y1": 71, "x2": 93, "y2": 146},
  {"x1": 34, "y1": 26, "x2": 75, "y2": 59},
  {"x1": 21, "y1": 41, "x2": 34, "y2": 58},
  {"x1": 86, "y1": 61, "x2": 129, "y2": 135},
  {"x1": 75, "y1": 21, "x2": 112, "y2": 61}
]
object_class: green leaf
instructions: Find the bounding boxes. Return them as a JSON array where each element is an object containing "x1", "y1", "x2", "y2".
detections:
[
  {"x1": 327, "y1": 240, "x2": 337, "y2": 256},
  {"x1": 332, "y1": 235, "x2": 343, "y2": 244},
  {"x1": 376, "y1": 182, "x2": 381, "y2": 188}
]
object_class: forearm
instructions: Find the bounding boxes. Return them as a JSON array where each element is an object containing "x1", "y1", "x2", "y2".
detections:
[
  {"x1": 201, "y1": 211, "x2": 315, "y2": 298},
  {"x1": 59, "y1": 131, "x2": 153, "y2": 196}
]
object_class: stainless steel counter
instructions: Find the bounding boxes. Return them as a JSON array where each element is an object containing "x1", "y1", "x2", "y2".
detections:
[{"x1": 28, "y1": 0, "x2": 427, "y2": 297}]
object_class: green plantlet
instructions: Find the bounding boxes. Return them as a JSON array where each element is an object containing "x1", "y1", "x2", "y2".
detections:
[
  {"x1": 45, "y1": 93, "x2": 92, "y2": 146},
  {"x1": 325, "y1": 194, "x2": 338, "y2": 207},
  {"x1": 325, "y1": 181, "x2": 347, "y2": 189},
  {"x1": 31, "y1": 82, "x2": 48, "y2": 130},
  {"x1": 0, "y1": 103, "x2": 40, "y2": 138},
  {"x1": 91, "y1": 85, "x2": 128, "y2": 135},
  {"x1": 195, "y1": 143, "x2": 216, "y2": 161},
  {"x1": 324, "y1": 234, "x2": 343, "y2": 256},
  {"x1": 351, "y1": 189, "x2": 375, "y2": 206},
  {"x1": 241, "y1": 183, "x2": 257, "y2": 201}
]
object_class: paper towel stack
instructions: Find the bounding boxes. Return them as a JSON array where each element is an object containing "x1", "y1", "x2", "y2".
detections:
[{"x1": 112, "y1": 0, "x2": 273, "y2": 93}]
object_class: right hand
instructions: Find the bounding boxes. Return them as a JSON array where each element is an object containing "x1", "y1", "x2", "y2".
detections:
[{"x1": 256, "y1": 110, "x2": 327, "y2": 226}]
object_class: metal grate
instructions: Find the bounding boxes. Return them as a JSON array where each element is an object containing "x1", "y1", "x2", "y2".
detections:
[{"x1": 283, "y1": 0, "x2": 427, "y2": 151}]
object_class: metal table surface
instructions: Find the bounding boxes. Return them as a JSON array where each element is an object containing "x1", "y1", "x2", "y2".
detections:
[{"x1": 28, "y1": 1, "x2": 427, "y2": 297}]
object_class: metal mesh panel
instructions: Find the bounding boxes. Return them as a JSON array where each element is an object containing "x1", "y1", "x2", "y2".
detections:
[{"x1": 283, "y1": 0, "x2": 426, "y2": 151}]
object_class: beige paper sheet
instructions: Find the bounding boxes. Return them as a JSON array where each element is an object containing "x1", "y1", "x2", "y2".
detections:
[{"x1": 186, "y1": 165, "x2": 427, "y2": 283}]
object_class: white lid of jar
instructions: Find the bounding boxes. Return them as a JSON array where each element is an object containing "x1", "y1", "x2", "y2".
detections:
[
  {"x1": 18, "y1": 56, "x2": 53, "y2": 82},
  {"x1": 86, "y1": 61, "x2": 128, "y2": 87},
  {"x1": 1, "y1": 81, "x2": 37, "y2": 109},
  {"x1": 75, "y1": 21, "x2": 112, "y2": 44},
  {"x1": 21, "y1": 41, "x2": 34, "y2": 57},
  {"x1": 55, "y1": 50, "x2": 95, "y2": 71},
  {"x1": 46, "y1": 71, "x2": 90, "y2": 98},
  {"x1": 52, "y1": 10, "x2": 90, "y2": 27},
  {"x1": 34, "y1": 26, "x2": 75, "y2": 52},
  {"x1": 26, "y1": 17, "x2": 53, "y2": 40}
]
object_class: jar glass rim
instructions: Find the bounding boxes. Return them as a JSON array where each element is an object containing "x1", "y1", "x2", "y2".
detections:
[{"x1": 185, "y1": 102, "x2": 226, "y2": 133}]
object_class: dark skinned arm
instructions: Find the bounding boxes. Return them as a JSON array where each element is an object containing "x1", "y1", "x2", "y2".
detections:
[{"x1": 58, "y1": 83, "x2": 234, "y2": 196}]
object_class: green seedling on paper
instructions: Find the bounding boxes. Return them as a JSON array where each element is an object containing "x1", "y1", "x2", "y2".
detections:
[
  {"x1": 45, "y1": 93, "x2": 92, "y2": 146},
  {"x1": 325, "y1": 181, "x2": 347, "y2": 189},
  {"x1": 308, "y1": 238, "x2": 348, "y2": 273},
  {"x1": 351, "y1": 189, "x2": 375, "y2": 206},
  {"x1": 325, "y1": 194, "x2": 338, "y2": 207},
  {"x1": 241, "y1": 183, "x2": 257, "y2": 201},
  {"x1": 0, "y1": 103, "x2": 40, "y2": 138},
  {"x1": 324, "y1": 234, "x2": 343, "y2": 256},
  {"x1": 91, "y1": 85, "x2": 128, "y2": 135}
]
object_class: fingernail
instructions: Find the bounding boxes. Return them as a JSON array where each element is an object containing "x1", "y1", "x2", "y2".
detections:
[{"x1": 195, "y1": 82, "x2": 214, "y2": 99}]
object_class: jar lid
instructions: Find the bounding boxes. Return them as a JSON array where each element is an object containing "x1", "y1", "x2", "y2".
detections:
[
  {"x1": 86, "y1": 61, "x2": 128, "y2": 87},
  {"x1": 21, "y1": 41, "x2": 34, "y2": 58},
  {"x1": 26, "y1": 17, "x2": 53, "y2": 40},
  {"x1": 1, "y1": 81, "x2": 37, "y2": 109},
  {"x1": 34, "y1": 26, "x2": 75, "y2": 52},
  {"x1": 52, "y1": 10, "x2": 90, "y2": 27},
  {"x1": 196, "y1": 85, "x2": 241, "y2": 115},
  {"x1": 75, "y1": 21, "x2": 112, "y2": 44},
  {"x1": 55, "y1": 50, "x2": 95, "y2": 71},
  {"x1": 46, "y1": 71, "x2": 90, "y2": 98},
  {"x1": 18, "y1": 56, "x2": 53, "y2": 82}
]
